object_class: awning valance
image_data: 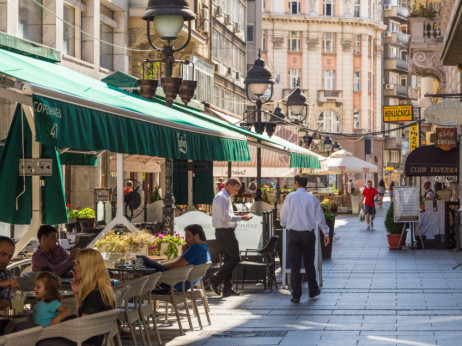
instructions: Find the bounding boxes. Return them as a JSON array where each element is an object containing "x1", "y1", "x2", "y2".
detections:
[
  {"x1": 0, "y1": 48, "x2": 250, "y2": 162},
  {"x1": 405, "y1": 145, "x2": 459, "y2": 176}
]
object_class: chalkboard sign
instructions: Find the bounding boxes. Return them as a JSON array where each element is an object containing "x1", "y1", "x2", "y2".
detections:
[
  {"x1": 94, "y1": 188, "x2": 112, "y2": 203},
  {"x1": 393, "y1": 186, "x2": 420, "y2": 223}
]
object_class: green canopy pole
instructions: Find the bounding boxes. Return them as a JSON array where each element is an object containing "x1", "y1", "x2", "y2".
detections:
[{"x1": 13, "y1": 105, "x2": 42, "y2": 257}]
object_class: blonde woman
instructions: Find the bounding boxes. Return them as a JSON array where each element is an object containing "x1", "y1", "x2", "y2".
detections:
[{"x1": 38, "y1": 249, "x2": 116, "y2": 346}]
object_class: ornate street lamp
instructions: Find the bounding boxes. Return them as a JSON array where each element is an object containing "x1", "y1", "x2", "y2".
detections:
[
  {"x1": 333, "y1": 141, "x2": 341, "y2": 152},
  {"x1": 285, "y1": 87, "x2": 309, "y2": 125},
  {"x1": 244, "y1": 51, "x2": 275, "y2": 201},
  {"x1": 323, "y1": 135, "x2": 333, "y2": 156},
  {"x1": 141, "y1": 0, "x2": 197, "y2": 106},
  {"x1": 142, "y1": 0, "x2": 196, "y2": 234}
]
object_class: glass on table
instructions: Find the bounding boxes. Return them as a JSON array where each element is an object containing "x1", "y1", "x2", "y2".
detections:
[
  {"x1": 125, "y1": 252, "x2": 136, "y2": 266},
  {"x1": 10, "y1": 290, "x2": 26, "y2": 315}
]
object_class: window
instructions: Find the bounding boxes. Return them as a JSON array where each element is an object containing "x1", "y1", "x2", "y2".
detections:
[
  {"x1": 389, "y1": 21, "x2": 400, "y2": 32},
  {"x1": 100, "y1": 4, "x2": 115, "y2": 70},
  {"x1": 323, "y1": 33, "x2": 335, "y2": 54},
  {"x1": 290, "y1": 1, "x2": 301, "y2": 15},
  {"x1": 388, "y1": 46, "x2": 399, "y2": 58},
  {"x1": 400, "y1": 75, "x2": 407, "y2": 86},
  {"x1": 323, "y1": 70, "x2": 335, "y2": 90},
  {"x1": 390, "y1": 150, "x2": 400, "y2": 162},
  {"x1": 354, "y1": 72, "x2": 360, "y2": 92},
  {"x1": 19, "y1": 0, "x2": 43, "y2": 44},
  {"x1": 63, "y1": 4, "x2": 76, "y2": 56},
  {"x1": 354, "y1": 0, "x2": 361, "y2": 17},
  {"x1": 247, "y1": 25, "x2": 254, "y2": 42},
  {"x1": 318, "y1": 110, "x2": 340, "y2": 132},
  {"x1": 289, "y1": 68, "x2": 301, "y2": 88},
  {"x1": 354, "y1": 110, "x2": 360, "y2": 129},
  {"x1": 354, "y1": 35, "x2": 361, "y2": 54},
  {"x1": 323, "y1": 0, "x2": 335, "y2": 16},
  {"x1": 262, "y1": 32, "x2": 266, "y2": 51},
  {"x1": 368, "y1": 72, "x2": 371, "y2": 93},
  {"x1": 289, "y1": 31, "x2": 301, "y2": 52}
]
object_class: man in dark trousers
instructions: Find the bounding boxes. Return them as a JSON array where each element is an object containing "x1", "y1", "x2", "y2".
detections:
[
  {"x1": 280, "y1": 174, "x2": 330, "y2": 303},
  {"x1": 210, "y1": 178, "x2": 252, "y2": 297}
]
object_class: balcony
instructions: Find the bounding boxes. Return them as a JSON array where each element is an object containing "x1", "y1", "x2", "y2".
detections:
[
  {"x1": 383, "y1": 31, "x2": 410, "y2": 45},
  {"x1": 384, "y1": 57, "x2": 409, "y2": 71},
  {"x1": 383, "y1": 84, "x2": 408, "y2": 98},
  {"x1": 385, "y1": 137, "x2": 403, "y2": 149},
  {"x1": 409, "y1": 17, "x2": 443, "y2": 44},
  {"x1": 383, "y1": 3, "x2": 409, "y2": 20},
  {"x1": 317, "y1": 90, "x2": 343, "y2": 104}
]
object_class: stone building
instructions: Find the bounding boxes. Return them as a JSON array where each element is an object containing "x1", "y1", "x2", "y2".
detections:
[{"x1": 255, "y1": 0, "x2": 386, "y2": 185}]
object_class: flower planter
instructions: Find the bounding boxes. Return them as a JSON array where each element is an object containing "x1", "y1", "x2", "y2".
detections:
[
  {"x1": 387, "y1": 232, "x2": 407, "y2": 250},
  {"x1": 321, "y1": 218, "x2": 335, "y2": 259},
  {"x1": 160, "y1": 243, "x2": 183, "y2": 259},
  {"x1": 351, "y1": 195, "x2": 361, "y2": 214},
  {"x1": 137, "y1": 79, "x2": 159, "y2": 100}
]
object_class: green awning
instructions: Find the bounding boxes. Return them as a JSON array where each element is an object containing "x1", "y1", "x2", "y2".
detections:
[
  {"x1": 0, "y1": 105, "x2": 67, "y2": 225},
  {"x1": 59, "y1": 153, "x2": 98, "y2": 166},
  {"x1": 101, "y1": 71, "x2": 138, "y2": 89},
  {"x1": 0, "y1": 31, "x2": 61, "y2": 62},
  {"x1": 158, "y1": 99, "x2": 321, "y2": 169},
  {"x1": 0, "y1": 48, "x2": 250, "y2": 162}
]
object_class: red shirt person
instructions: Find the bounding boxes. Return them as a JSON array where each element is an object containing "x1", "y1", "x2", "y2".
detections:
[{"x1": 360, "y1": 180, "x2": 379, "y2": 230}]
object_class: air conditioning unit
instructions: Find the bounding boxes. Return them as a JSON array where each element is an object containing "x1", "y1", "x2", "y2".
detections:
[
  {"x1": 233, "y1": 21, "x2": 242, "y2": 33},
  {"x1": 384, "y1": 31, "x2": 392, "y2": 37},
  {"x1": 384, "y1": 5, "x2": 392, "y2": 10},
  {"x1": 385, "y1": 84, "x2": 394, "y2": 89},
  {"x1": 201, "y1": 19, "x2": 209, "y2": 34},
  {"x1": 224, "y1": 14, "x2": 232, "y2": 26},
  {"x1": 201, "y1": 8, "x2": 209, "y2": 20}
]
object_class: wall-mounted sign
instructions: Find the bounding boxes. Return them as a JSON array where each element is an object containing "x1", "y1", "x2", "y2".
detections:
[
  {"x1": 410, "y1": 124, "x2": 419, "y2": 152},
  {"x1": 436, "y1": 127, "x2": 457, "y2": 151},
  {"x1": 383, "y1": 105, "x2": 413, "y2": 122},
  {"x1": 424, "y1": 99, "x2": 462, "y2": 125},
  {"x1": 385, "y1": 167, "x2": 394, "y2": 171},
  {"x1": 339, "y1": 166, "x2": 346, "y2": 171}
]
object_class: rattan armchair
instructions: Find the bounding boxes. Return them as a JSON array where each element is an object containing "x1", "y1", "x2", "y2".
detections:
[
  {"x1": 185, "y1": 262, "x2": 212, "y2": 329},
  {"x1": 0, "y1": 326, "x2": 43, "y2": 346}
]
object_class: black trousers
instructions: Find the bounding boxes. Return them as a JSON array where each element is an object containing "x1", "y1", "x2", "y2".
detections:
[
  {"x1": 288, "y1": 230, "x2": 319, "y2": 299},
  {"x1": 214, "y1": 227, "x2": 240, "y2": 292}
]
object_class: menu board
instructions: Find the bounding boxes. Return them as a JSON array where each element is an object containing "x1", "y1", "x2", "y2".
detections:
[{"x1": 393, "y1": 186, "x2": 420, "y2": 223}]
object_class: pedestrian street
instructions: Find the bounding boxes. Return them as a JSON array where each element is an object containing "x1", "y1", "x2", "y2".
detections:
[{"x1": 150, "y1": 199, "x2": 462, "y2": 346}]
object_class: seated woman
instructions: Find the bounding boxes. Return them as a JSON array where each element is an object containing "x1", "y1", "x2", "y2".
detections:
[{"x1": 38, "y1": 248, "x2": 116, "y2": 346}]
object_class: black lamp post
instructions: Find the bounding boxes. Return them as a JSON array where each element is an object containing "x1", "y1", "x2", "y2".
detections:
[
  {"x1": 244, "y1": 51, "x2": 275, "y2": 201},
  {"x1": 142, "y1": 0, "x2": 197, "y2": 107},
  {"x1": 333, "y1": 141, "x2": 341, "y2": 152},
  {"x1": 142, "y1": 0, "x2": 196, "y2": 234}
]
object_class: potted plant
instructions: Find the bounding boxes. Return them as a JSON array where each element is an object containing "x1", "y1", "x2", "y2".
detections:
[
  {"x1": 150, "y1": 232, "x2": 186, "y2": 260},
  {"x1": 320, "y1": 198, "x2": 338, "y2": 259},
  {"x1": 137, "y1": 60, "x2": 159, "y2": 100},
  {"x1": 149, "y1": 186, "x2": 162, "y2": 203},
  {"x1": 385, "y1": 203, "x2": 407, "y2": 249}
]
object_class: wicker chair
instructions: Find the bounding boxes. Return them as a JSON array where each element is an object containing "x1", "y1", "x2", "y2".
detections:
[
  {"x1": 37, "y1": 309, "x2": 119, "y2": 346},
  {"x1": 185, "y1": 262, "x2": 212, "y2": 329},
  {"x1": 0, "y1": 326, "x2": 43, "y2": 346},
  {"x1": 110, "y1": 285, "x2": 130, "y2": 346},
  {"x1": 138, "y1": 272, "x2": 163, "y2": 346},
  {"x1": 116, "y1": 276, "x2": 150, "y2": 346},
  {"x1": 151, "y1": 265, "x2": 194, "y2": 335}
]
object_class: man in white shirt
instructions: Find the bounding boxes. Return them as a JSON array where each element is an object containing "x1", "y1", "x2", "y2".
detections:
[
  {"x1": 210, "y1": 178, "x2": 252, "y2": 297},
  {"x1": 280, "y1": 174, "x2": 330, "y2": 304},
  {"x1": 423, "y1": 180, "x2": 435, "y2": 200}
]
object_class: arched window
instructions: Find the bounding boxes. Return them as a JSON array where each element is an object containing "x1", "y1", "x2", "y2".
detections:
[{"x1": 318, "y1": 110, "x2": 340, "y2": 133}]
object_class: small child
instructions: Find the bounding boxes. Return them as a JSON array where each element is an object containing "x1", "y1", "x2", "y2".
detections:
[{"x1": 33, "y1": 272, "x2": 71, "y2": 327}]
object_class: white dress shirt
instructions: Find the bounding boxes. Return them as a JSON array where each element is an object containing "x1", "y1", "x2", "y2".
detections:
[
  {"x1": 280, "y1": 188, "x2": 329, "y2": 235},
  {"x1": 212, "y1": 189, "x2": 242, "y2": 228}
]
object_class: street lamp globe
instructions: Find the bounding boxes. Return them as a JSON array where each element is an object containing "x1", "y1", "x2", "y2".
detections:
[
  {"x1": 143, "y1": 0, "x2": 195, "y2": 42},
  {"x1": 285, "y1": 87, "x2": 309, "y2": 123},
  {"x1": 333, "y1": 141, "x2": 341, "y2": 152},
  {"x1": 312, "y1": 132, "x2": 321, "y2": 145},
  {"x1": 244, "y1": 52, "x2": 275, "y2": 99},
  {"x1": 323, "y1": 136, "x2": 333, "y2": 152}
]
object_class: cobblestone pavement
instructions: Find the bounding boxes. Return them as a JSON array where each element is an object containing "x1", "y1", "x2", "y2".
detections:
[{"x1": 125, "y1": 199, "x2": 462, "y2": 345}]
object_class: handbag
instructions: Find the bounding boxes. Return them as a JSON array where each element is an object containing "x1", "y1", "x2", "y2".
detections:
[{"x1": 359, "y1": 208, "x2": 365, "y2": 222}]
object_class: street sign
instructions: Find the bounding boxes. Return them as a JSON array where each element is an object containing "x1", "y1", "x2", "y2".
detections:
[
  {"x1": 410, "y1": 123, "x2": 419, "y2": 152},
  {"x1": 424, "y1": 99, "x2": 462, "y2": 125},
  {"x1": 383, "y1": 105, "x2": 413, "y2": 122},
  {"x1": 385, "y1": 167, "x2": 394, "y2": 171},
  {"x1": 436, "y1": 127, "x2": 457, "y2": 151}
]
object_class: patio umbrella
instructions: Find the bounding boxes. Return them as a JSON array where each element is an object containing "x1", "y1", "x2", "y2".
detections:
[{"x1": 321, "y1": 149, "x2": 378, "y2": 174}]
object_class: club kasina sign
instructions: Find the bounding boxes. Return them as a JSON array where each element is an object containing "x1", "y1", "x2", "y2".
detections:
[{"x1": 424, "y1": 99, "x2": 462, "y2": 125}]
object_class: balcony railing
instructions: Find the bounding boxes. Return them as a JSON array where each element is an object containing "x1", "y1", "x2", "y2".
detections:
[
  {"x1": 396, "y1": 6, "x2": 409, "y2": 17},
  {"x1": 384, "y1": 57, "x2": 409, "y2": 71},
  {"x1": 395, "y1": 85, "x2": 408, "y2": 95},
  {"x1": 396, "y1": 58, "x2": 409, "y2": 70},
  {"x1": 318, "y1": 90, "x2": 343, "y2": 104},
  {"x1": 409, "y1": 17, "x2": 443, "y2": 44}
]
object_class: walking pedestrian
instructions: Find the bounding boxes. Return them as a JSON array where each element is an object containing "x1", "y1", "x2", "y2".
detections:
[
  {"x1": 378, "y1": 180, "x2": 386, "y2": 208},
  {"x1": 217, "y1": 177, "x2": 225, "y2": 193},
  {"x1": 360, "y1": 180, "x2": 379, "y2": 230},
  {"x1": 389, "y1": 181, "x2": 395, "y2": 201},
  {"x1": 280, "y1": 174, "x2": 330, "y2": 304},
  {"x1": 210, "y1": 178, "x2": 252, "y2": 297}
]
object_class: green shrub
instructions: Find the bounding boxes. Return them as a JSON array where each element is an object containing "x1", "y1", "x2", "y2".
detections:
[
  {"x1": 149, "y1": 186, "x2": 162, "y2": 203},
  {"x1": 384, "y1": 203, "x2": 404, "y2": 234}
]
